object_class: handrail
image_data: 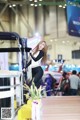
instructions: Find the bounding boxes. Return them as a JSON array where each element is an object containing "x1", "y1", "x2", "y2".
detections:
[
  {"x1": 0, "y1": 91, "x2": 14, "y2": 99},
  {"x1": 0, "y1": 84, "x2": 21, "y2": 89}
]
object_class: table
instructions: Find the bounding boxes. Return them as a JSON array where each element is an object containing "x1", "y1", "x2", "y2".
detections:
[
  {"x1": 0, "y1": 70, "x2": 23, "y2": 119},
  {"x1": 41, "y1": 96, "x2": 80, "y2": 120}
]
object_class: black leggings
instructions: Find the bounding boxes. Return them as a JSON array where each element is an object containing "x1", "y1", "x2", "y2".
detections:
[{"x1": 32, "y1": 66, "x2": 43, "y2": 88}]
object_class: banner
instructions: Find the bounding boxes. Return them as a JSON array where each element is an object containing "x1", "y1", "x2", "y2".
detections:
[
  {"x1": 66, "y1": 0, "x2": 80, "y2": 37},
  {"x1": 27, "y1": 36, "x2": 42, "y2": 50}
]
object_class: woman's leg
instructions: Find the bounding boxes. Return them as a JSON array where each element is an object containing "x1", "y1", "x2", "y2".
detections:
[{"x1": 32, "y1": 66, "x2": 43, "y2": 88}]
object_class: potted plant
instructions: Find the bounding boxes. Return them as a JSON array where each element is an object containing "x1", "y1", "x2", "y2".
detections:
[{"x1": 18, "y1": 82, "x2": 46, "y2": 120}]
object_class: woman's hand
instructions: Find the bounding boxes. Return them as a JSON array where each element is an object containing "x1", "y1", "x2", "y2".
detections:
[
  {"x1": 22, "y1": 68, "x2": 25, "y2": 72},
  {"x1": 28, "y1": 52, "x2": 32, "y2": 62},
  {"x1": 30, "y1": 46, "x2": 37, "y2": 54},
  {"x1": 29, "y1": 50, "x2": 33, "y2": 54},
  {"x1": 22, "y1": 68, "x2": 26, "y2": 72}
]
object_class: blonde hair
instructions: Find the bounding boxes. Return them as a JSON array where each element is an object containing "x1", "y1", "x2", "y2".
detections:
[{"x1": 33, "y1": 40, "x2": 48, "y2": 64}]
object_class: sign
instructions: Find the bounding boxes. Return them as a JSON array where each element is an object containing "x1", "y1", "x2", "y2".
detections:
[{"x1": 67, "y1": 0, "x2": 80, "y2": 37}]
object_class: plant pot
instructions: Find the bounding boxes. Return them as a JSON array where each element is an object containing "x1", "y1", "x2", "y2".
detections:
[
  {"x1": 18, "y1": 99, "x2": 33, "y2": 120},
  {"x1": 32, "y1": 99, "x2": 42, "y2": 120}
]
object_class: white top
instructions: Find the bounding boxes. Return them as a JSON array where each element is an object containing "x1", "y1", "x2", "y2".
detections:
[
  {"x1": 31, "y1": 51, "x2": 42, "y2": 68},
  {"x1": 69, "y1": 75, "x2": 80, "y2": 90}
]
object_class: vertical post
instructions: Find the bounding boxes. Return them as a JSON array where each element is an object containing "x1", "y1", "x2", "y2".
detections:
[
  {"x1": 21, "y1": 74, "x2": 24, "y2": 104},
  {"x1": 10, "y1": 77, "x2": 14, "y2": 119},
  {"x1": 15, "y1": 76, "x2": 21, "y2": 106}
]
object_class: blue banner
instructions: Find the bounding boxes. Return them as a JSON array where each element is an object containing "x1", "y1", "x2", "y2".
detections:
[{"x1": 66, "y1": 0, "x2": 80, "y2": 37}]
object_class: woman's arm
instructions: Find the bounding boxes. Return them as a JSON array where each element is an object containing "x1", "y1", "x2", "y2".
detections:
[
  {"x1": 26, "y1": 60, "x2": 31, "y2": 68},
  {"x1": 22, "y1": 60, "x2": 31, "y2": 72},
  {"x1": 22, "y1": 54, "x2": 32, "y2": 70},
  {"x1": 30, "y1": 50, "x2": 44, "y2": 61},
  {"x1": 26, "y1": 53, "x2": 32, "y2": 68}
]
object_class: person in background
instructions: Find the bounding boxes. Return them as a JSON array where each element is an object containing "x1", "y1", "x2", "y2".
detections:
[
  {"x1": 58, "y1": 60, "x2": 65, "y2": 73},
  {"x1": 78, "y1": 72, "x2": 80, "y2": 78},
  {"x1": 77, "y1": 71, "x2": 80, "y2": 95},
  {"x1": 23, "y1": 40, "x2": 48, "y2": 88},
  {"x1": 58, "y1": 71, "x2": 70, "y2": 96},
  {"x1": 69, "y1": 70, "x2": 80, "y2": 95}
]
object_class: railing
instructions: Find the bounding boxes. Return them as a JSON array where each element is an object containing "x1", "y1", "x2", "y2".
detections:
[{"x1": 0, "y1": 70, "x2": 23, "y2": 119}]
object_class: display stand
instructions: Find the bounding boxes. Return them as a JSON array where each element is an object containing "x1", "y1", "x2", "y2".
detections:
[{"x1": 0, "y1": 70, "x2": 23, "y2": 119}]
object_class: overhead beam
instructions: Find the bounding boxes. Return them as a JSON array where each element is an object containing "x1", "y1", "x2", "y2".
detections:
[
  {"x1": 0, "y1": 22, "x2": 6, "y2": 31},
  {"x1": 0, "y1": 3, "x2": 9, "y2": 18},
  {"x1": 0, "y1": 0, "x2": 79, "y2": 6},
  {"x1": 29, "y1": 1, "x2": 80, "y2": 6},
  {"x1": 8, "y1": 0, "x2": 28, "y2": 4},
  {"x1": 29, "y1": 1, "x2": 65, "y2": 6},
  {"x1": 0, "y1": 3, "x2": 9, "y2": 31}
]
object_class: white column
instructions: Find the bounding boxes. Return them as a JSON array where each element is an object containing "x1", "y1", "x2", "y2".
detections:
[
  {"x1": 58, "y1": 7, "x2": 67, "y2": 37},
  {"x1": 37, "y1": 7, "x2": 44, "y2": 36},
  {"x1": 49, "y1": 6, "x2": 57, "y2": 38}
]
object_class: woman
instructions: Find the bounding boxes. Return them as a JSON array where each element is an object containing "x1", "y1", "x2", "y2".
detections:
[{"x1": 24, "y1": 40, "x2": 48, "y2": 88}]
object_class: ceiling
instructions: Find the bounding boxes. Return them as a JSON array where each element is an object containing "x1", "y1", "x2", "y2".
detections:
[
  {"x1": 0, "y1": 0, "x2": 79, "y2": 5},
  {"x1": 0, "y1": 0, "x2": 65, "y2": 4},
  {"x1": 0, "y1": 0, "x2": 79, "y2": 6},
  {"x1": 0, "y1": 0, "x2": 27, "y2": 3}
]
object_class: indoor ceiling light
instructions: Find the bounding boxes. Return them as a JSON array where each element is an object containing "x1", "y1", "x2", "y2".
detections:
[
  {"x1": 65, "y1": 4, "x2": 66, "y2": 6},
  {"x1": 59, "y1": 5, "x2": 62, "y2": 7},
  {"x1": 35, "y1": 4, "x2": 37, "y2": 7},
  {"x1": 62, "y1": 41, "x2": 65, "y2": 43},
  {"x1": 63, "y1": 6, "x2": 65, "y2": 8},
  {"x1": 50, "y1": 39, "x2": 53, "y2": 42},
  {"x1": 30, "y1": 4, "x2": 34, "y2": 6},
  {"x1": 12, "y1": 4, "x2": 16, "y2": 7},
  {"x1": 9, "y1": 5, "x2": 12, "y2": 8},
  {"x1": 34, "y1": 0, "x2": 37, "y2": 2},
  {"x1": 39, "y1": 4, "x2": 41, "y2": 6},
  {"x1": 35, "y1": 33, "x2": 40, "y2": 36}
]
